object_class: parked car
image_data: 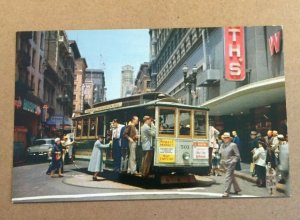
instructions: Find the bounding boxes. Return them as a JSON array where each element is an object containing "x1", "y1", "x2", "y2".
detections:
[{"x1": 27, "y1": 138, "x2": 55, "y2": 161}]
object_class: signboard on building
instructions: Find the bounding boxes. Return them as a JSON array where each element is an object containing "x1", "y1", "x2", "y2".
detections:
[
  {"x1": 22, "y1": 99, "x2": 41, "y2": 115},
  {"x1": 47, "y1": 115, "x2": 73, "y2": 126},
  {"x1": 269, "y1": 31, "x2": 281, "y2": 56},
  {"x1": 224, "y1": 27, "x2": 246, "y2": 81}
]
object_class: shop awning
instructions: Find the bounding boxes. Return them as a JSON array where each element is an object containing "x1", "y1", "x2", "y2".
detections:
[
  {"x1": 46, "y1": 115, "x2": 73, "y2": 126},
  {"x1": 200, "y1": 76, "x2": 286, "y2": 116}
]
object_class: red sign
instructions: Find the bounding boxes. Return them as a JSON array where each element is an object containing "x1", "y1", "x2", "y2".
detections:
[
  {"x1": 269, "y1": 31, "x2": 281, "y2": 56},
  {"x1": 224, "y1": 27, "x2": 246, "y2": 81},
  {"x1": 14, "y1": 97, "x2": 22, "y2": 109}
]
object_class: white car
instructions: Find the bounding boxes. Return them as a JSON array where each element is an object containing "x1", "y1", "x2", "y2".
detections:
[{"x1": 27, "y1": 138, "x2": 55, "y2": 161}]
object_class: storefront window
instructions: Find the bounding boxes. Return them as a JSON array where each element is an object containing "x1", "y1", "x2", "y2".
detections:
[
  {"x1": 89, "y1": 118, "x2": 96, "y2": 137},
  {"x1": 194, "y1": 111, "x2": 207, "y2": 137},
  {"x1": 159, "y1": 108, "x2": 175, "y2": 135},
  {"x1": 179, "y1": 110, "x2": 191, "y2": 136},
  {"x1": 76, "y1": 120, "x2": 82, "y2": 137},
  {"x1": 82, "y1": 118, "x2": 88, "y2": 136}
]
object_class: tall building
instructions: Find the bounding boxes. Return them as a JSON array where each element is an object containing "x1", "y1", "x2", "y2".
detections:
[
  {"x1": 15, "y1": 31, "x2": 46, "y2": 146},
  {"x1": 132, "y1": 62, "x2": 151, "y2": 95},
  {"x1": 120, "y1": 65, "x2": 134, "y2": 97},
  {"x1": 84, "y1": 69, "x2": 106, "y2": 107},
  {"x1": 150, "y1": 27, "x2": 285, "y2": 162},
  {"x1": 69, "y1": 40, "x2": 88, "y2": 116},
  {"x1": 43, "y1": 31, "x2": 75, "y2": 136}
]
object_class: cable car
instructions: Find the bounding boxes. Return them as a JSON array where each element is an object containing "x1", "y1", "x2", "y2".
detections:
[{"x1": 73, "y1": 92, "x2": 210, "y2": 184}]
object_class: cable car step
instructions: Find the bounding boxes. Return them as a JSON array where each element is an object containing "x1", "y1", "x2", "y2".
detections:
[{"x1": 159, "y1": 174, "x2": 196, "y2": 184}]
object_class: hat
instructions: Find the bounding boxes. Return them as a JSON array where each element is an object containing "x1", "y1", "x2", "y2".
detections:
[
  {"x1": 55, "y1": 138, "x2": 60, "y2": 142},
  {"x1": 250, "y1": 131, "x2": 257, "y2": 135},
  {"x1": 278, "y1": 134, "x2": 284, "y2": 140},
  {"x1": 222, "y1": 132, "x2": 231, "y2": 139}
]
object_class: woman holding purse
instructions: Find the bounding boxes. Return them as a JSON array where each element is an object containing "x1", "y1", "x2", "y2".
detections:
[
  {"x1": 88, "y1": 135, "x2": 112, "y2": 181},
  {"x1": 49, "y1": 138, "x2": 63, "y2": 178},
  {"x1": 253, "y1": 139, "x2": 267, "y2": 187}
]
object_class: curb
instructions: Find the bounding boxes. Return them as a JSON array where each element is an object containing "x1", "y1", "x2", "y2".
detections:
[{"x1": 234, "y1": 171, "x2": 286, "y2": 193}]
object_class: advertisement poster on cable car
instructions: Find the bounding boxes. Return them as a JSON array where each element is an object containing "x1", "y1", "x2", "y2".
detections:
[{"x1": 12, "y1": 25, "x2": 289, "y2": 204}]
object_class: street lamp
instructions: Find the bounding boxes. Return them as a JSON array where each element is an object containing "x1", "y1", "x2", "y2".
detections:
[
  {"x1": 182, "y1": 64, "x2": 198, "y2": 105},
  {"x1": 57, "y1": 93, "x2": 70, "y2": 136}
]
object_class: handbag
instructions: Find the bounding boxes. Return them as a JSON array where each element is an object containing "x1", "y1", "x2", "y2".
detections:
[
  {"x1": 250, "y1": 162, "x2": 255, "y2": 173},
  {"x1": 55, "y1": 152, "x2": 61, "y2": 161}
]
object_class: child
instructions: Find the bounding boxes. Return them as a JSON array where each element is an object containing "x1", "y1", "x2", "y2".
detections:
[
  {"x1": 266, "y1": 162, "x2": 277, "y2": 195},
  {"x1": 211, "y1": 145, "x2": 221, "y2": 176}
]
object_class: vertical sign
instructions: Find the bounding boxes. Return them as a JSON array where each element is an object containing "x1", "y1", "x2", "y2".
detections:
[
  {"x1": 269, "y1": 31, "x2": 281, "y2": 56},
  {"x1": 224, "y1": 27, "x2": 246, "y2": 81}
]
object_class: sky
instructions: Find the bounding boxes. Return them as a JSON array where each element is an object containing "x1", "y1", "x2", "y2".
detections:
[{"x1": 66, "y1": 29, "x2": 150, "y2": 100}]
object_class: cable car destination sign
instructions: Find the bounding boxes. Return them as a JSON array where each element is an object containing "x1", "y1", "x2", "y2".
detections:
[
  {"x1": 224, "y1": 27, "x2": 246, "y2": 81},
  {"x1": 84, "y1": 102, "x2": 123, "y2": 113}
]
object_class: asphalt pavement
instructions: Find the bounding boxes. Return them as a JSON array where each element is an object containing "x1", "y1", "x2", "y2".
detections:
[{"x1": 12, "y1": 159, "x2": 287, "y2": 203}]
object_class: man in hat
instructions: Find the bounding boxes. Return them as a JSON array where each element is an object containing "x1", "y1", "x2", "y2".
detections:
[
  {"x1": 141, "y1": 116, "x2": 156, "y2": 177},
  {"x1": 219, "y1": 132, "x2": 241, "y2": 197}
]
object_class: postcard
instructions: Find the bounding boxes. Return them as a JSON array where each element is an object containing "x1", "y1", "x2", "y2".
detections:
[{"x1": 12, "y1": 26, "x2": 289, "y2": 203}]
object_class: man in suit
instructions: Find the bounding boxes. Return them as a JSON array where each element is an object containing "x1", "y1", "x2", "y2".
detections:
[
  {"x1": 141, "y1": 116, "x2": 156, "y2": 177},
  {"x1": 219, "y1": 132, "x2": 241, "y2": 197}
]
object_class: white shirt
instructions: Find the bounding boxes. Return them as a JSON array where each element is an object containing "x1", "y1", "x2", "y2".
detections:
[
  {"x1": 253, "y1": 146, "x2": 266, "y2": 166},
  {"x1": 112, "y1": 124, "x2": 124, "y2": 139}
]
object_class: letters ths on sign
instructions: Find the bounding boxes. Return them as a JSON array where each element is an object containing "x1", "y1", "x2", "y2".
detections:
[
  {"x1": 159, "y1": 139, "x2": 176, "y2": 163},
  {"x1": 224, "y1": 27, "x2": 246, "y2": 81}
]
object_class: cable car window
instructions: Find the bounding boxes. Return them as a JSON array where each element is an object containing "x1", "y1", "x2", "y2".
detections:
[
  {"x1": 82, "y1": 118, "x2": 89, "y2": 136},
  {"x1": 159, "y1": 108, "x2": 175, "y2": 135},
  {"x1": 194, "y1": 111, "x2": 207, "y2": 137},
  {"x1": 89, "y1": 118, "x2": 96, "y2": 136},
  {"x1": 97, "y1": 115, "x2": 104, "y2": 136},
  {"x1": 179, "y1": 110, "x2": 191, "y2": 136},
  {"x1": 76, "y1": 120, "x2": 82, "y2": 137}
]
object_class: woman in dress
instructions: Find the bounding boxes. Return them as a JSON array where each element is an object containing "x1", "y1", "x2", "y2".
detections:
[
  {"x1": 88, "y1": 135, "x2": 112, "y2": 181},
  {"x1": 49, "y1": 138, "x2": 63, "y2": 178}
]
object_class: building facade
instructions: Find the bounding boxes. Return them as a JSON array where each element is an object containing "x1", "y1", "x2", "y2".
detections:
[
  {"x1": 84, "y1": 69, "x2": 106, "y2": 107},
  {"x1": 42, "y1": 31, "x2": 75, "y2": 137},
  {"x1": 120, "y1": 65, "x2": 134, "y2": 97},
  {"x1": 150, "y1": 27, "x2": 285, "y2": 162},
  {"x1": 15, "y1": 31, "x2": 46, "y2": 147},
  {"x1": 70, "y1": 41, "x2": 88, "y2": 116},
  {"x1": 132, "y1": 62, "x2": 151, "y2": 95}
]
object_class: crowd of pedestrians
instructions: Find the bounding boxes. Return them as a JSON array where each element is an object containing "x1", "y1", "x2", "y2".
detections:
[{"x1": 208, "y1": 126, "x2": 289, "y2": 197}]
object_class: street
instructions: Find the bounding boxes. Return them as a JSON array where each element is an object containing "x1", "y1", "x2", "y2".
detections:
[{"x1": 12, "y1": 159, "x2": 285, "y2": 203}]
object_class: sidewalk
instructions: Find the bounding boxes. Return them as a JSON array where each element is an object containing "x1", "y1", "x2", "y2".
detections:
[{"x1": 235, "y1": 162, "x2": 286, "y2": 193}]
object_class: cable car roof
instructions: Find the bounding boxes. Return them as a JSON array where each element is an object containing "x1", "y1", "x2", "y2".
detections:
[{"x1": 73, "y1": 93, "x2": 209, "y2": 119}]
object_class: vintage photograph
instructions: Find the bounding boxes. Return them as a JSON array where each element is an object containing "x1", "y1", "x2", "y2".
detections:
[{"x1": 12, "y1": 26, "x2": 289, "y2": 203}]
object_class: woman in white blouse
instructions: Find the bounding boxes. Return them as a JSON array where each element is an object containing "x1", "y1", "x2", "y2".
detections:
[{"x1": 253, "y1": 140, "x2": 267, "y2": 187}]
